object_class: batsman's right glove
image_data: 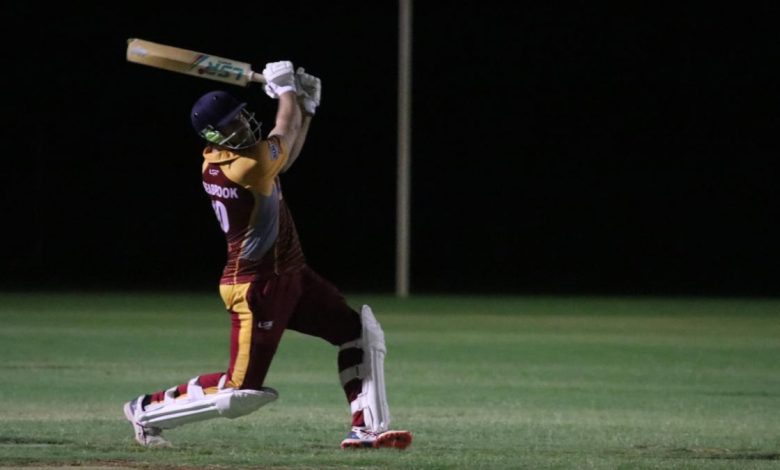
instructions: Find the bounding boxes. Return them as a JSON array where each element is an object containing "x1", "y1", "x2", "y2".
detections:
[
  {"x1": 296, "y1": 67, "x2": 321, "y2": 116},
  {"x1": 263, "y1": 61, "x2": 297, "y2": 99}
]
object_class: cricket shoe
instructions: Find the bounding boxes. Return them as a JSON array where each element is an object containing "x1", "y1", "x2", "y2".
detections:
[
  {"x1": 123, "y1": 395, "x2": 171, "y2": 448},
  {"x1": 340, "y1": 427, "x2": 413, "y2": 449}
]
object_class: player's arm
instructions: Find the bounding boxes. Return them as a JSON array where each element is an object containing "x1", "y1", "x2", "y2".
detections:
[
  {"x1": 284, "y1": 115, "x2": 311, "y2": 173},
  {"x1": 268, "y1": 91, "x2": 302, "y2": 157},
  {"x1": 262, "y1": 61, "x2": 302, "y2": 160},
  {"x1": 283, "y1": 68, "x2": 321, "y2": 173}
]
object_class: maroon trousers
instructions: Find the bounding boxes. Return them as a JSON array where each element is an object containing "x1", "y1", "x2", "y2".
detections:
[{"x1": 149, "y1": 265, "x2": 364, "y2": 418}]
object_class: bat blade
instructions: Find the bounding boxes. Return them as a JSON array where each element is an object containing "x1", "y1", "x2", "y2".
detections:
[{"x1": 126, "y1": 38, "x2": 265, "y2": 86}]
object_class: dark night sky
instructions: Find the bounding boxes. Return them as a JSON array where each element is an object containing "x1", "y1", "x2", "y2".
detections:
[{"x1": 3, "y1": 3, "x2": 779, "y2": 296}]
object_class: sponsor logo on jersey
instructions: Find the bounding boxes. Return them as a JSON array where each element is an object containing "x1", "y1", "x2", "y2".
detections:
[
  {"x1": 209, "y1": 168, "x2": 220, "y2": 176},
  {"x1": 203, "y1": 182, "x2": 239, "y2": 199},
  {"x1": 269, "y1": 141, "x2": 280, "y2": 161}
]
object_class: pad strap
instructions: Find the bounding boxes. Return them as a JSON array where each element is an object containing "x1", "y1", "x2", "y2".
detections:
[
  {"x1": 162, "y1": 375, "x2": 219, "y2": 404},
  {"x1": 339, "y1": 338, "x2": 365, "y2": 386},
  {"x1": 186, "y1": 377, "x2": 204, "y2": 399},
  {"x1": 339, "y1": 365, "x2": 363, "y2": 386},
  {"x1": 339, "y1": 339, "x2": 362, "y2": 350}
]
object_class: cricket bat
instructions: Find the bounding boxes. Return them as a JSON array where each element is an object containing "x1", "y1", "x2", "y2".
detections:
[{"x1": 126, "y1": 38, "x2": 266, "y2": 86}]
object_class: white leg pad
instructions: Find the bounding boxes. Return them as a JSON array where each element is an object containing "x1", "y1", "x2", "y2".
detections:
[
  {"x1": 138, "y1": 376, "x2": 278, "y2": 430},
  {"x1": 348, "y1": 305, "x2": 391, "y2": 433}
]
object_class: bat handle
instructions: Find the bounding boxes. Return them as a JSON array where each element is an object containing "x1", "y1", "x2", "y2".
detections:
[{"x1": 249, "y1": 71, "x2": 267, "y2": 85}]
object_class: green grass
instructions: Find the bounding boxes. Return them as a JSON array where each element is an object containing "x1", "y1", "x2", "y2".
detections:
[{"x1": 0, "y1": 293, "x2": 778, "y2": 469}]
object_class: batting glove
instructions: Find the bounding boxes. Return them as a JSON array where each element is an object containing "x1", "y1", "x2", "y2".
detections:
[
  {"x1": 295, "y1": 67, "x2": 321, "y2": 116},
  {"x1": 262, "y1": 61, "x2": 297, "y2": 99}
]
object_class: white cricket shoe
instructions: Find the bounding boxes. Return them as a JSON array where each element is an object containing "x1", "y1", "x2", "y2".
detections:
[
  {"x1": 123, "y1": 395, "x2": 171, "y2": 448},
  {"x1": 340, "y1": 427, "x2": 413, "y2": 449}
]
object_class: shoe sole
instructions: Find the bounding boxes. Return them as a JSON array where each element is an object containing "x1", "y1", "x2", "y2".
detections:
[
  {"x1": 375, "y1": 430, "x2": 412, "y2": 450},
  {"x1": 340, "y1": 431, "x2": 413, "y2": 450}
]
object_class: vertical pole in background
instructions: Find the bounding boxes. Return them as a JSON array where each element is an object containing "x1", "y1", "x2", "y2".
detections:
[{"x1": 397, "y1": 0, "x2": 412, "y2": 297}]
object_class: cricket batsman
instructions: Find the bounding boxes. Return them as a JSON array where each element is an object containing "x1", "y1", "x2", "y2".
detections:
[{"x1": 122, "y1": 61, "x2": 413, "y2": 450}]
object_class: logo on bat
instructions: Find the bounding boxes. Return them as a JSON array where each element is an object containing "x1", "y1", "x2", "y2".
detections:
[
  {"x1": 190, "y1": 55, "x2": 244, "y2": 81},
  {"x1": 128, "y1": 46, "x2": 148, "y2": 58}
]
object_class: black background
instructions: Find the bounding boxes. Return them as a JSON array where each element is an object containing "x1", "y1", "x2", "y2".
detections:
[{"x1": 3, "y1": 3, "x2": 778, "y2": 296}]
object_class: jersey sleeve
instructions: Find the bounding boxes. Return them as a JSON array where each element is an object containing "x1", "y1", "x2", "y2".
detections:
[
  {"x1": 253, "y1": 136, "x2": 288, "y2": 178},
  {"x1": 233, "y1": 136, "x2": 289, "y2": 195}
]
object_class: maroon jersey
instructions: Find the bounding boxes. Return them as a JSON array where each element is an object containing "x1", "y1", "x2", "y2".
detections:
[{"x1": 201, "y1": 137, "x2": 305, "y2": 284}]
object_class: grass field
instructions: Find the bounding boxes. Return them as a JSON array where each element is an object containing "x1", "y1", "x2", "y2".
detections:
[{"x1": 0, "y1": 292, "x2": 778, "y2": 469}]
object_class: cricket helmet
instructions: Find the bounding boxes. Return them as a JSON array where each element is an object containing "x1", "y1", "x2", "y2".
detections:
[{"x1": 190, "y1": 90, "x2": 261, "y2": 149}]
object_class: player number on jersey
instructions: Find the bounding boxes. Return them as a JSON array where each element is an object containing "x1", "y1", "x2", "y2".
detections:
[{"x1": 211, "y1": 200, "x2": 229, "y2": 232}]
